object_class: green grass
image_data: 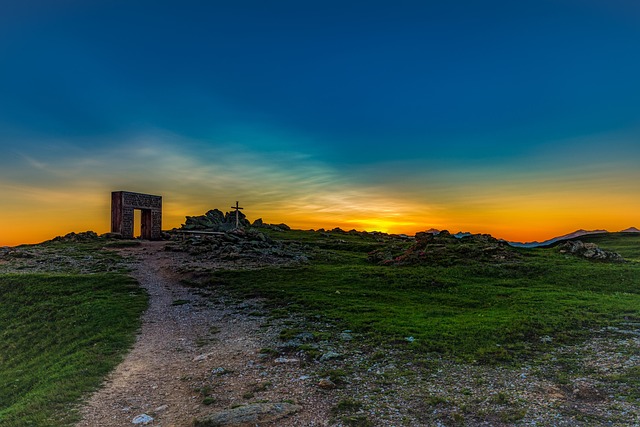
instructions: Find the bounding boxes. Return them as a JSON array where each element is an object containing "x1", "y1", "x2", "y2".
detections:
[
  {"x1": 0, "y1": 274, "x2": 147, "y2": 426},
  {"x1": 207, "y1": 230, "x2": 640, "y2": 361},
  {"x1": 608, "y1": 366, "x2": 640, "y2": 402}
]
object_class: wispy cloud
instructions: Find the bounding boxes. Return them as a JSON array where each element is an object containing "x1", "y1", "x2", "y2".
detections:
[
  {"x1": 2, "y1": 127, "x2": 639, "y2": 245},
  {"x1": 0, "y1": 130, "x2": 439, "y2": 243}
]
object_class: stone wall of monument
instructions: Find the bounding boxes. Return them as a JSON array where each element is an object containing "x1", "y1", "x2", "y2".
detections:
[{"x1": 111, "y1": 191, "x2": 162, "y2": 240}]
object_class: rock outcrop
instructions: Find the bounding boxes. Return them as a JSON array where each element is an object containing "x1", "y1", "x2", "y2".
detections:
[
  {"x1": 252, "y1": 218, "x2": 290, "y2": 231},
  {"x1": 558, "y1": 240, "x2": 625, "y2": 262},
  {"x1": 369, "y1": 230, "x2": 520, "y2": 266},
  {"x1": 170, "y1": 209, "x2": 302, "y2": 264},
  {"x1": 182, "y1": 210, "x2": 290, "y2": 233},
  {"x1": 183, "y1": 209, "x2": 251, "y2": 232}
]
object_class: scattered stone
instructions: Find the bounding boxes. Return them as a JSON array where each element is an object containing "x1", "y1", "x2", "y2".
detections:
[
  {"x1": 194, "y1": 352, "x2": 214, "y2": 362},
  {"x1": 317, "y1": 378, "x2": 336, "y2": 389},
  {"x1": 193, "y1": 402, "x2": 301, "y2": 427},
  {"x1": 154, "y1": 404, "x2": 168, "y2": 412},
  {"x1": 274, "y1": 357, "x2": 300, "y2": 364},
  {"x1": 319, "y1": 351, "x2": 341, "y2": 362},
  {"x1": 339, "y1": 331, "x2": 353, "y2": 341},
  {"x1": 295, "y1": 332, "x2": 315, "y2": 342},
  {"x1": 132, "y1": 413, "x2": 153, "y2": 424},
  {"x1": 278, "y1": 339, "x2": 303, "y2": 349},
  {"x1": 211, "y1": 367, "x2": 227, "y2": 376}
]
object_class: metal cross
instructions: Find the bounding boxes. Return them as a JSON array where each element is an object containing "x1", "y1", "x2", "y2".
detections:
[{"x1": 231, "y1": 201, "x2": 244, "y2": 229}]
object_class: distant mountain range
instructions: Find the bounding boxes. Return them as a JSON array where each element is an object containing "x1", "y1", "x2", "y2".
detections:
[
  {"x1": 508, "y1": 227, "x2": 640, "y2": 248},
  {"x1": 622, "y1": 227, "x2": 640, "y2": 233},
  {"x1": 422, "y1": 227, "x2": 640, "y2": 248}
]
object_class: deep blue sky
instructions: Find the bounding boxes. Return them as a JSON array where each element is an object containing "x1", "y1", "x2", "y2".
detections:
[{"x1": 1, "y1": 0, "x2": 639, "y2": 244}]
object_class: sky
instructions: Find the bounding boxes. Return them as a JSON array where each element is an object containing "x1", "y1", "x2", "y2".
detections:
[{"x1": 1, "y1": 0, "x2": 639, "y2": 246}]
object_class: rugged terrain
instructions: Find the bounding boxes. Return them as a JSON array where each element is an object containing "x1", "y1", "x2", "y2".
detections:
[
  {"x1": 1, "y1": 228, "x2": 639, "y2": 426},
  {"x1": 76, "y1": 241, "x2": 334, "y2": 426}
]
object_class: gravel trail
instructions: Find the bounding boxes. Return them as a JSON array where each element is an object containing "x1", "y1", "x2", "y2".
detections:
[{"x1": 77, "y1": 241, "x2": 331, "y2": 427}]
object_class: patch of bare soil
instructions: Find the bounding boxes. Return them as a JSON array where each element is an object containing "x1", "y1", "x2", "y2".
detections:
[{"x1": 76, "y1": 242, "x2": 334, "y2": 426}]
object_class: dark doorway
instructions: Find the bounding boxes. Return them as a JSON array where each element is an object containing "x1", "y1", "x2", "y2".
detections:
[{"x1": 140, "y1": 209, "x2": 153, "y2": 240}]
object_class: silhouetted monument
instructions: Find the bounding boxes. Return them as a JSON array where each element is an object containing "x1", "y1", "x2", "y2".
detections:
[
  {"x1": 230, "y1": 201, "x2": 243, "y2": 229},
  {"x1": 111, "y1": 191, "x2": 162, "y2": 240}
]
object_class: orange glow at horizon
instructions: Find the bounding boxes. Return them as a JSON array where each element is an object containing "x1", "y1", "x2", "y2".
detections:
[
  {"x1": 2, "y1": 200, "x2": 638, "y2": 247},
  {"x1": 2, "y1": 154, "x2": 639, "y2": 247}
]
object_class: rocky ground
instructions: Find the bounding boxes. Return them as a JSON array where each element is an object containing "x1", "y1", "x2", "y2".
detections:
[
  {"x1": 166, "y1": 227, "x2": 310, "y2": 269},
  {"x1": 1, "y1": 234, "x2": 639, "y2": 426},
  {"x1": 368, "y1": 230, "x2": 521, "y2": 266},
  {"x1": 76, "y1": 242, "x2": 335, "y2": 427}
]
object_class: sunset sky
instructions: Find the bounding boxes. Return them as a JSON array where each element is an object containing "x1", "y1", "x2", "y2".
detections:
[{"x1": 1, "y1": 0, "x2": 639, "y2": 246}]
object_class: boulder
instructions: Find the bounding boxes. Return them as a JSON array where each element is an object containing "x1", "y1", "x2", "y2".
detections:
[
  {"x1": 224, "y1": 210, "x2": 251, "y2": 227},
  {"x1": 184, "y1": 209, "x2": 226, "y2": 230},
  {"x1": 132, "y1": 414, "x2": 154, "y2": 424},
  {"x1": 193, "y1": 402, "x2": 301, "y2": 427},
  {"x1": 251, "y1": 218, "x2": 291, "y2": 231}
]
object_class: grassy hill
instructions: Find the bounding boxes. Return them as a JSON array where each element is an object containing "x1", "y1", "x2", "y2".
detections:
[
  {"x1": 0, "y1": 243, "x2": 147, "y2": 427},
  {"x1": 206, "y1": 228, "x2": 640, "y2": 361},
  {"x1": 1, "y1": 229, "x2": 639, "y2": 425}
]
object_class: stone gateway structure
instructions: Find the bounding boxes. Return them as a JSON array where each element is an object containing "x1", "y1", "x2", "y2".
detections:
[{"x1": 111, "y1": 191, "x2": 162, "y2": 240}]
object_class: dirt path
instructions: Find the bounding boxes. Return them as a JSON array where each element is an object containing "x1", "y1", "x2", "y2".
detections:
[{"x1": 77, "y1": 241, "x2": 332, "y2": 427}]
